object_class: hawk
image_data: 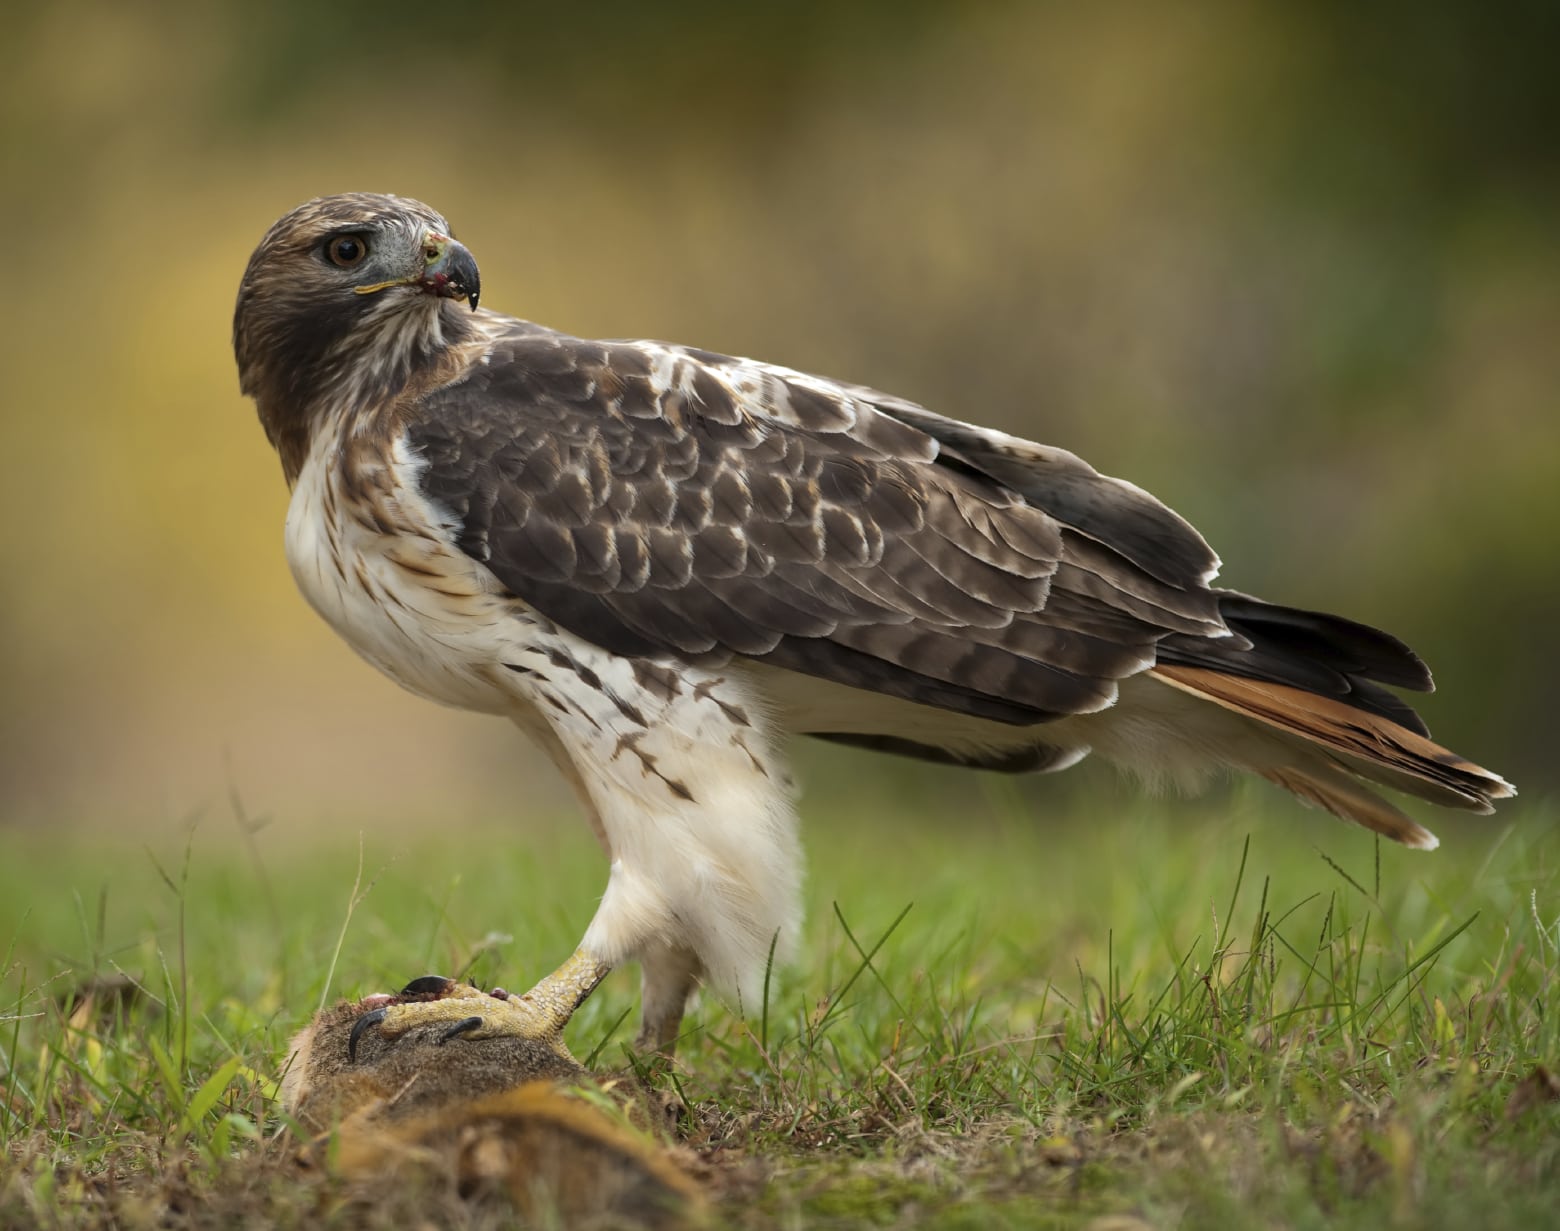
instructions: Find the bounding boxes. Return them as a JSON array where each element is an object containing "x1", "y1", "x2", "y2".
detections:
[{"x1": 234, "y1": 194, "x2": 1512, "y2": 1057}]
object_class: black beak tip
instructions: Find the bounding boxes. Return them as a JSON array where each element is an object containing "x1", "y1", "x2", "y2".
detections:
[
  {"x1": 423, "y1": 243, "x2": 481, "y2": 312},
  {"x1": 450, "y1": 243, "x2": 481, "y2": 312}
]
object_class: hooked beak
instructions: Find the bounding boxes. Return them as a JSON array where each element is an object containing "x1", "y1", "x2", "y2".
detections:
[{"x1": 418, "y1": 233, "x2": 481, "y2": 310}]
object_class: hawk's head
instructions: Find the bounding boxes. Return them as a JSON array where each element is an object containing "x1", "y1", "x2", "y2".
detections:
[{"x1": 234, "y1": 193, "x2": 482, "y2": 481}]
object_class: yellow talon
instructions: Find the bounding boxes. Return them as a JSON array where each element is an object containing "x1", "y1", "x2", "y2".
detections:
[{"x1": 348, "y1": 950, "x2": 613, "y2": 1064}]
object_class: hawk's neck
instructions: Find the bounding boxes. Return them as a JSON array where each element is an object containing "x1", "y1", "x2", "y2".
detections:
[{"x1": 247, "y1": 300, "x2": 483, "y2": 486}]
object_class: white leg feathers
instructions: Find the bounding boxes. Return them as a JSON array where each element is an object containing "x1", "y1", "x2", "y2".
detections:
[{"x1": 508, "y1": 636, "x2": 803, "y2": 1012}]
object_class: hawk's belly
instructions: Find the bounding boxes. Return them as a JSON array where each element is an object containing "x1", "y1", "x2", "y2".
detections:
[{"x1": 284, "y1": 436, "x2": 529, "y2": 715}]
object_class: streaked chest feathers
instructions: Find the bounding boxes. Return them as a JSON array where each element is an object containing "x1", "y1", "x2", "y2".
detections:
[{"x1": 285, "y1": 426, "x2": 527, "y2": 715}]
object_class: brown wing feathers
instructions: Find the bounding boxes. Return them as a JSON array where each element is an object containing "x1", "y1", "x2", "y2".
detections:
[
  {"x1": 414, "y1": 330, "x2": 1155, "y2": 721},
  {"x1": 412, "y1": 325, "x2": 1512, "y2": 842},
  {"x1": 859, "y1": 390, "x2": 1514, "y2": 836}
]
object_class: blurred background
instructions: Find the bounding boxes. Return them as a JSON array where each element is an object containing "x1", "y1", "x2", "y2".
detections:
[{"x1": 1, "y1": 0, "x2": 1556, "y2": 837}]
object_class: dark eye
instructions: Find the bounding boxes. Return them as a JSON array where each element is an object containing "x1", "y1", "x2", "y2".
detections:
[{"x1": 325, "y1": 235, "x2": 369, "y2": 267}]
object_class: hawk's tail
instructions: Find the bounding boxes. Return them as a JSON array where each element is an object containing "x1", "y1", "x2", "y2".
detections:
[{"x1": 1150, "y1": 663, "x2": 1514, "y2": 849}]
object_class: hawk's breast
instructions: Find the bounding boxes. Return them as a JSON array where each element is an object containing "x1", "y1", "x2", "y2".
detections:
[{"x1": 284, "y1": 425, "x2": 538, "y2": 716}]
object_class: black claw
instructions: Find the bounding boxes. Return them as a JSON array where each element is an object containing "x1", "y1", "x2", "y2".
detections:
[
  {"x1": 348, "y1": 1007, "x2": 387, "y2": 1063},
  {"x1": 438, "y1": 1015, "x2": 484, "y2": 1045},
  {"x1": 400, "y1": 975, "x2": 453, "y2": 996}
]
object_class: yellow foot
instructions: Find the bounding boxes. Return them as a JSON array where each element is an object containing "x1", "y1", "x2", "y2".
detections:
[{"x1": 347, "y1": 949, "x2": 612, "y2": 1064}]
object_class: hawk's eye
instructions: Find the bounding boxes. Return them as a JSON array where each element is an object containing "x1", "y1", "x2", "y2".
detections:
[{"x1": 325, "y1": 235, "x2": 369, "y2": 268}]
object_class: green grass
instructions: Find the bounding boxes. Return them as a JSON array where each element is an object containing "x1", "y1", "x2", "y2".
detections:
[{"x1": 1, "y1": 782, "x2": 1556, "y2": 1228}]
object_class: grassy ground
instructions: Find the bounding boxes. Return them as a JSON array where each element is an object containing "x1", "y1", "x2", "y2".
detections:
[{"x1": 1, "y1": 777, "x2": 1556, "y2": 1228}]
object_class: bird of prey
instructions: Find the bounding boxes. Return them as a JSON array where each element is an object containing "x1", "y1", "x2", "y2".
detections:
[{"x1": 234, "y1": 193, "x2": 1512, "y2": 1057}]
